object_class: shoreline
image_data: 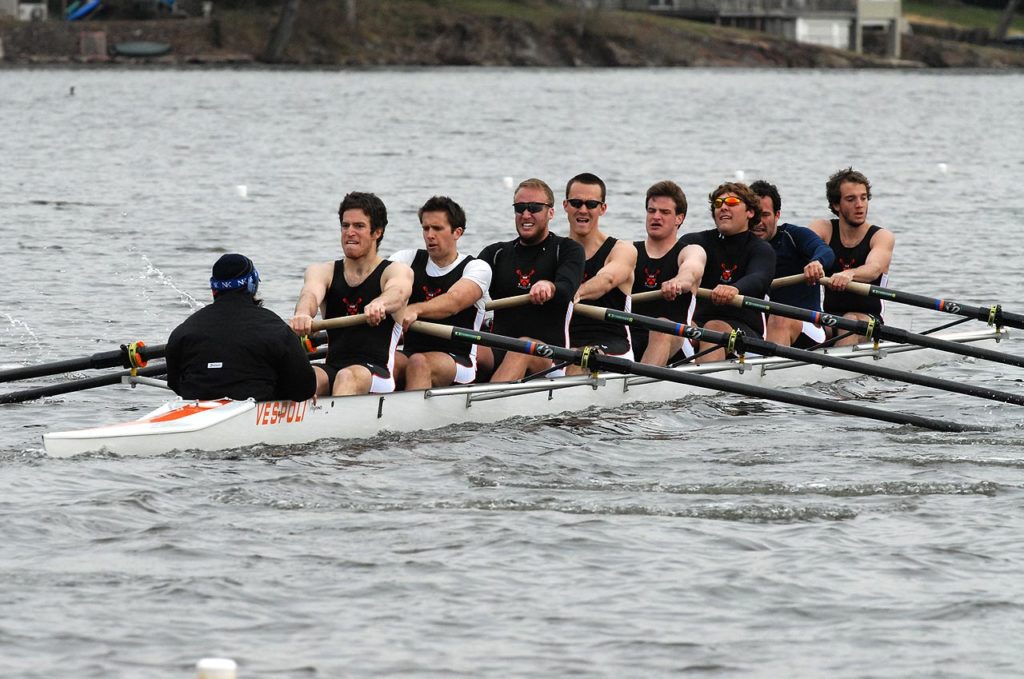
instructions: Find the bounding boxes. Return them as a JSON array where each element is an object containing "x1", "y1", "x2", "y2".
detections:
[{"x1": 2, "y1": 3, "x2": 1023, "y2": 70}]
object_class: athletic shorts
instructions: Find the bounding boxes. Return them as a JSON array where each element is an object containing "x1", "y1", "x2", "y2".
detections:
[
  {"x1": 398, "y1": 349, "x2": 477, "y2": 385},
  {"x1": 321, "y1": 360, "x2": 395, "y2": 394}
]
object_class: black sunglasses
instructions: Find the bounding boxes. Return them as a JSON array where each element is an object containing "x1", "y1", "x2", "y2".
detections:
[
  {"x1": 566, "y1": 199, "x2": 603, "y2": 209},
  {"x1": 513, "y1": 202, "x2": 552, "y2": 214}
]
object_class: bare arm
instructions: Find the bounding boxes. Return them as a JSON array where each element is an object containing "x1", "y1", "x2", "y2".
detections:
[
  {"x1": 830, "y1": 228, "x2": 895, "y2": 291},
  {"x1": 289, "y1": 261, "x2": 334, "y2": 335},
  {"x1": 807, "y1": 218, "x2": 832, "y2": 244},
  {"x1": 400, "y1": 278, "x2": 484, "y2": 332},
  {"x1": 365, "y1": 261, "x2": 413, "y2": 326},
  {"x1": 575, "y1": 240, "x2": 637, "y2": 302},
  {"x1": 661, "y1": 244, "x2": 706, "y2": 300}
]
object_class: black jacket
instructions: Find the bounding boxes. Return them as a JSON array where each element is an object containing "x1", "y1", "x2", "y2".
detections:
[{"x1": 166, "y1": 293, "x2": 316, "y2": 402}]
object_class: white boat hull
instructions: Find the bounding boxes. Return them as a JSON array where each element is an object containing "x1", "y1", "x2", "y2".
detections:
[{"x1": 42, "y1": 328, "x2": 1008, "y2": 457}]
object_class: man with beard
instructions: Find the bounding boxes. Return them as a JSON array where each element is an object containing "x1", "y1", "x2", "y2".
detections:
[
  {"x1": 809, "y1": 168, "x2": 895, "y2": 346},
  {"x1": 563, "y1": 172, "x2": 637, "y2": 374},
  {"x1": 478, "y1": 178, "x2": 585, "y2": 382},
  {"x1": 750, "y1": 180, "x2": 834, "y2": 348},
  {"x1": 290, "y1": 191, "x2": 413, "y2": 396},
  {"x1": 681, "y1": 182, "x2": 776, "y2": 364}
]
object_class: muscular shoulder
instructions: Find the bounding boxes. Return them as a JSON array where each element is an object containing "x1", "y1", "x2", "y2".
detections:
[
  {"x1": 610, "y1": 239, "x2": 638, "y2": 264},
  {"x1": 388, "y1": 249, "x2": 419, "y2": 265}
]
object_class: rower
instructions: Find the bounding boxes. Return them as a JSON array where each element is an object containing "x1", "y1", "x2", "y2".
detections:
[
  {"x1": 631, "y1": 180, "x2": 706, "y2": 366},
  {"x1": 808, "y1": 167, "x2": 895, "y2": 346},
  {"x1": 682, "y1": 182, "x2": 776, "y2": 364},
  {"x1": 478, "y1": 178, "x2": 585, "y2": 382},
  {"x1": 563, "y1": 173, "x2": 637, "y2": 374},
  {"x1": 290, "y1": 191, "x2": 413, "y2": 396},
  {"x1": 750, "y1": 179, "x2": 835, "y2": 348},
  {"x1": 165, "y1": 253, "x2": 316, "y2": 402},
  {"x1": 389, "y1": 196, "x2": 492, "y2": 389}
]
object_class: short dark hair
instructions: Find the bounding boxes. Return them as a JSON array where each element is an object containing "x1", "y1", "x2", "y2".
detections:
[
  {"x1": 338, "y1": 191, "x2": 388, "y2": 245},
  {"x1": 750, "y1": 180, "x2": 781, "y2": 214},
  {"x1": 418, "y1": 195, "x2": 467, "y2": 232},
  {"x1": 709, "y1": 182, "x2": 759, "y2": 227},
  {"x1": 645, "y1": 180, "x2": 687, "y2": 215},
  {"x1": 565, "y1": 173, "x2": 606, "y2": 202},
  {"x1": 826, "y1": 167, "x2": 872, "y2": 215}
]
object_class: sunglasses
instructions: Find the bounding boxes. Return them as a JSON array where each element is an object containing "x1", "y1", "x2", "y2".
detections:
[
  {"x1": 713, "y1": 195, "x2": 745, "y2": 209},
  {"x1": 513, "y1": 202, "x2": 552, "y2": 214},
  {"x1": 566, "y1": 198, "x2": 603, "y2": 210}
]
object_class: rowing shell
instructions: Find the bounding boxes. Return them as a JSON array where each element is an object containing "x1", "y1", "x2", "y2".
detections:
[{"x1": 42, "y1": 327, "x2": 1006, "y2": 457}]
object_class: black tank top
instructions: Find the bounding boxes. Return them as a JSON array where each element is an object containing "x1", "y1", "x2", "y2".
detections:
[
  {"x1": 569, "y1": 237, "x2": 630, "y2": 353},
  {"x1": 631, "y1": 238, "x2": 691, "y2": 323},
  {"x1": 683, "y1": 229, "x2": 773, "y2": 334},
  {"x1": 823, "y1": 220, "x2": 885, "y2": 317},
  {"x1": 324, "y1": 259, "x2": 396, "y2": 367},
  {"x1": 403, "y1": 250, "x2": 478, "y2": 358},
  {"x1": 482, "y1": 234, "x2": 575, "y2": 347}
]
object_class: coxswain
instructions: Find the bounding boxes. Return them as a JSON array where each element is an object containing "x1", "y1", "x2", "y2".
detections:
[{"x1": 165, "y1": 253, "x2": 316, "y2": 402}]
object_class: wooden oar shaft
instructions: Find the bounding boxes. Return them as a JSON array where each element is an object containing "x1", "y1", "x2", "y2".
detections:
[
  {"x1": 0, "y1": 343, "x2": 167, "y2": 384},
  {"x1": 574, "y1": 303, "x2": 1024, "y2": 407},
  {"x1": 311, "y1": 314, "x2": 370, "y2": 332},
  {"x1": 408, "y1": 321, "x2": 974, "y2": 432},
  {"x1": 486, "y1": 294, "x2": 531, "y2": 311}
]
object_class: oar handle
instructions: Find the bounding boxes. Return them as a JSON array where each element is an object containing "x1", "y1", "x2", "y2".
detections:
[
  {"x1": 771, "y1": 274, "x2": 873, "y2": 296},
  {"x1": 311, "y1": 314, "x2": 370, "y2": 332},
  {"x1": 695, "y1": 287, "x2": 745, "y2": 309},
  {"x1": 485, "y1": 294, "x2": 532, "y2": 311}
]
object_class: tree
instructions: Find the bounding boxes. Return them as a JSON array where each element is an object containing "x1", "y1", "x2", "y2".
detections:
[
  {"x1": 995, "y1": 0, "x2": 1021, "y2": 40},
  {"x1": 261, "y1": 0, "x2": 301, "y2": 63}
]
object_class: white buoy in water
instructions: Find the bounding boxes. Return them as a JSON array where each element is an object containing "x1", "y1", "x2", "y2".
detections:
[
  {"x1": 236, "y1": 185, "x2": 248, "y2": 199},
  {"x1": 502, "y1": 176, "x2": 514, "y2": 190},
  {"x1": 197, "y1": 657, "x2": 237, "y2": 679},
  {"x1": 734, "y1": 170, "x2": 745, "y2": 181},
  {"x1": 937, "y1": 162, "x2": 948, "y2": 174}
]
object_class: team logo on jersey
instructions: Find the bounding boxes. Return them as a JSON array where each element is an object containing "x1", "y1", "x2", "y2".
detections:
[
  {"x1": 838, "y1": 256, "x2": 858, "y2": 270},
  {"x1": 341, "y1": 296, "x2": 363, "y2": 316},
  {"x1": 719, "y1": 263, "x2": 738, "y2": 283},
  {"x1": 643, "y1": 267, "x2": 660, "y2": 288},
  {"x1": 421, "y1": 284, "x2": 443, "y2": 301},
  {"x1": 515, "y1": 268, "x2": 535, "y2": 289}
]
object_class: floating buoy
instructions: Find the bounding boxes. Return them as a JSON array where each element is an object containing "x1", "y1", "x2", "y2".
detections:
[
  {"x1": 937, "y1": 162, "x2": 948, "y2": 174},
  {"x1": 196, "y1": 657, "x2": 237, "y2": 679},
  {"x1": 236, "y1": 185, "x2": 248, "y2": 199},
  {"x1": 502, "y1": 176, "x2": 514, "y2": 190},
  {"x1": 734, "y1": 170, "x2": 745, "y2": 181}
]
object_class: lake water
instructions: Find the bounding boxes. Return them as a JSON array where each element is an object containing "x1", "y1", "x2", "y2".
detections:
[{"x1": 1, "y1": 67, "x2": 1023, "y2": 678}]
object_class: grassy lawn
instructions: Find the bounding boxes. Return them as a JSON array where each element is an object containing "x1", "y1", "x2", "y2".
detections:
[{"x1": 904, "y1": 1, "x2": 1024, "y2": 34}]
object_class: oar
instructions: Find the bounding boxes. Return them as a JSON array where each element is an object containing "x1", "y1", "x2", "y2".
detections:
[
  {"x1": 0, "y1": 333, "x2": 331, "y2": 405},
  {"x1": 706, "y1": 288, "x2": 1024, "y2": 369},
  {"x1": 0, "y1": 342, "x2": 165, "y2": 384},
  {"x1": 407, "y1": 321, "x2": 975, "y2": 433},
  {"x1": 772, "y1": 274, "x2": 1024, "y2": 330},
  {"x1": 307, "y1": 293, "x2": 532, "y2": 333},
  {"x1": 0, "y1": 363, "x2": 169, "y2": 404},
  {"x1": 574, "y1": 303, "x2": 1024, "y2": 408}
]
